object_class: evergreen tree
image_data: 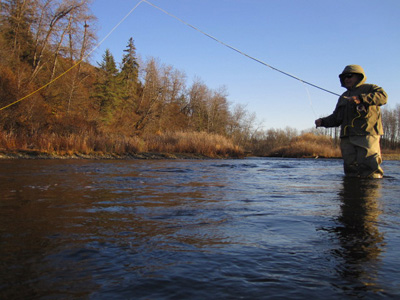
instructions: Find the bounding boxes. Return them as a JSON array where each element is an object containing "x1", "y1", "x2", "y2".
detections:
[
  {"x1": 119, "y1": 37, "x2": 139, "y2": 110},
  {"x1": 93, "y1": 49, "x2": 122, "y2": 122},
  {"x1": 120, "y1": 37, "x2": 139, "y2": 89},
  {"x1": 99, "y1": 48, "x2": 118, "y2": 75}
]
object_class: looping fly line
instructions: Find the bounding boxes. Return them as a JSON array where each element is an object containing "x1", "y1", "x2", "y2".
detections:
[
  {"x1": 142, "y1": 0, "x2": 340, "y2": 97},
  {"x1": 0, "y1": 0, "x2": 340, "y2": 112},
  {"x1": 0, "y1": 0, "x2": 145, "y2": 112}
]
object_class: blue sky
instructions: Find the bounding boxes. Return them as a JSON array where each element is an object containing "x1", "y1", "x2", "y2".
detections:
[{"x1": 90, "y1": 0, "x2": 400, "y2": 131}]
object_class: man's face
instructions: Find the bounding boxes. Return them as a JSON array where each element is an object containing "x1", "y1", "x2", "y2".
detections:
[{"x1": 343, "y1": 73, "x2": 362, "y2": 89}]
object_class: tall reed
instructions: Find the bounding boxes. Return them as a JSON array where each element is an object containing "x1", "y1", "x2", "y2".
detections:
[
  {"x1": 0, "y1": 130, "x2": 243, "y2": 158},
  {"x1": 0, "y1": 131, "x2": 146, "y2": 156},
  {"x1": 145, "y1": 131, "x2": 244, "y2": 158},
  {"x1": 271, "y1": 133, "x2": 341, "y2": 158}
]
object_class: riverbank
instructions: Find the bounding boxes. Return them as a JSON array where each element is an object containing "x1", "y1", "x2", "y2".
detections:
[
  {"x1": 0, "y1": 131, "x2": 244, "y2": 160},
  {"x1": 0, "y1": 150, "x2": 218, "y2": 160},
  {"x1": 1, "y1": 131, "x2": 399, "y2": 160},
  {"x1": 382, "y1": 153, "x2": 400, "y2": 160},
  {"x1": 1, "y1": 149, "x2": 399, "y2": 160}
]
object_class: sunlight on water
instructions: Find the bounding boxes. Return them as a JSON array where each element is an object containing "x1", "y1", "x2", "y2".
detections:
[{"x1": 1, "y1": 158, "x2": 400, "y2": 299}]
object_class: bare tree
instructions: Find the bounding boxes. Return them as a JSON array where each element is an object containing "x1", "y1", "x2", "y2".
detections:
[
  {"x1": 29, "y1": 0, "x2": 86, "y2": 81},
  {"x1": 206, "y1": 87, "x2": 229, "y2": 134},
  {"x1": 186, "y1": 78, "x2": 210, "y2": 132},
  {"x1": 382, "y1": 105, "x2": 400, "y2": 149},
  {"x1": 133, "y1": 58, "x2": 162, "y2": 132}
]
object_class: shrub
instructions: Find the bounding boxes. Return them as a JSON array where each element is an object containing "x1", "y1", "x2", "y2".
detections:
[
  {"x1": 145, "y1": 131, "x2": 244, "y2": 158},
  {"x1": 271, "y1": 133, "x2": 341, "y2": 158},
  {"x1": 0, "y1": 129, "x2": 243, "y2": 158},
  {"x1": 0, "y1": 131, "x2": 146, "y2": 157}
]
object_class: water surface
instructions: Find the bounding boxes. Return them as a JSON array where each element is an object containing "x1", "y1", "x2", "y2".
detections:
[{"x1": 1, "y1": 158, "x2": 399, "y2": 299}]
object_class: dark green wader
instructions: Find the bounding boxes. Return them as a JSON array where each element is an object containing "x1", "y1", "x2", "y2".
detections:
[{"x1": 340, "y1": 135, "x2": 384, "y2": 178}]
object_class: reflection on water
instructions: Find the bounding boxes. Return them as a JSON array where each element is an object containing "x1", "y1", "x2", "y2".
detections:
[
  {"x1": 0, "y1": 158, "x2": 399, "y2": 299},
  {"x1": 333, "y1": 178, "x2": 385, "y2": 295}
]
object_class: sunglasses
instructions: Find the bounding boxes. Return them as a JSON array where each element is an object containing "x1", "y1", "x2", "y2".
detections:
[{"x1": 343, "y1": 73, "x2": 356, "y2": 79}]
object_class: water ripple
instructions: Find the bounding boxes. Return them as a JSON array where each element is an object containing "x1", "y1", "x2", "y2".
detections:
[{"x1": 0, "y1": 158, "x2": 399, "y2": 299}]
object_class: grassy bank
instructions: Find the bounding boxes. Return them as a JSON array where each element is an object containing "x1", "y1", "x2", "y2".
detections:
[
  {"x1": 268, "y1": 133, "x2": 341, "y2": 158},
  {"x1": 382, "y1": 151, "x2": 400, "y2": 161},
  {"x1": 268, "y1": 133, "x2": 399, "y2": 160},
  {"x1": 0, "y1": 131, "x2": 244, "y2": 159},
  {"x1": 1, "y1": 130, "x2": 399, "y2": 160}
]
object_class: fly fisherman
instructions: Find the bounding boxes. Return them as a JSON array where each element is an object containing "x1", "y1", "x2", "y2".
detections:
[{"x1": 315, "y1": 65, "x2": 388, "y2": 178}]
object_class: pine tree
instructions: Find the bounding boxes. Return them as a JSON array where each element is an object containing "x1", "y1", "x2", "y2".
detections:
[
  {"x1": 120, "y1": 37, "x2": 139, "y2": 92},
  {"x1": 93, "y1": 49, "x2": 122, "y2": 123},
  {"x1": 119, "y1": 37, "x2": 139, "y2": 112}
]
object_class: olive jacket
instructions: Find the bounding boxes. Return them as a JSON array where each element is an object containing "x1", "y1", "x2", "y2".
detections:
[{"x1": 320, "y1": 65, "x2": 388, "y2": 137}]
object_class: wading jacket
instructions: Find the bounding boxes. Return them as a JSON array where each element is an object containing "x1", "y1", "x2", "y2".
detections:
[{"x1": 321, "y1": 65, "x2": 388, "y2": 138}]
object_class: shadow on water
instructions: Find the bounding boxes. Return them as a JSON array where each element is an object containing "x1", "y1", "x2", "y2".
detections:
[
  {"x1": 331, "y1": 177, "x2": 385, "y2": 297},
  {"x1": 1, "y1": 159, "x2": 400, "y2": 299}
]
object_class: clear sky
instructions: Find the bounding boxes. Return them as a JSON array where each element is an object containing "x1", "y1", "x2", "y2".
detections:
[{"x1": 90, "y1": 0, "x2": 400, "y2": 131}]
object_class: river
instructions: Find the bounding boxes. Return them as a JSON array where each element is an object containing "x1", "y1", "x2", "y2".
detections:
[{"x1": 1, "y1": 158, "x2": 399, "y2": 299}]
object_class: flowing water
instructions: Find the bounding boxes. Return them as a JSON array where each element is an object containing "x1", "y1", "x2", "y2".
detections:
[{"x1": 1, "y1": 158, "x2": 399, "y2": 299}]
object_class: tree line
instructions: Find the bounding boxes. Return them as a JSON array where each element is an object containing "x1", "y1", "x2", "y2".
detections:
[
  {"x1": 0, "y1": 0, "x2": 399, "y2": 157},
  {"x1": 381, "y1": 104, "x2": 400, "y2": 150},
  {"x1": 0, "y1": 0, "x2": 257, "y2": 150}
]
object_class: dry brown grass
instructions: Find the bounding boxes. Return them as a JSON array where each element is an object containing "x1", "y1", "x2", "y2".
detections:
[
  {"x1": 2, "y1": 129, "x2": 398, "y2": 159},
  {"x1": 271, "y1": 133, "x2": 341, "y2": 158},
  {"x1": 382, "y1": 150, "x2": 400, "y2": 160},
  {"x1": 0, "y1": 131, "x2": 146, "y2": 157},
  {"x1": 0, "y1": 130, "x2": 244, "y2": 158},
  {"x1": 145, "y1": 131, "x2": 244, "y2": 158}
]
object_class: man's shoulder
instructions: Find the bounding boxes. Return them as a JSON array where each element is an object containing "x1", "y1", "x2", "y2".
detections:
[{"x1": 358, "y1": 83, "x2": 380, "y2": 89}]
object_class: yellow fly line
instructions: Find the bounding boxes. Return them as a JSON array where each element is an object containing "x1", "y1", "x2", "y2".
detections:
[
  {"x1": 0, "y1": 0, "x2": 145, "y2": 112},
  {"x1": 0, "y1": 62, "x2": 82, "y2": 112},
  {"x1": 0, "y1": 0, "x2": 340, "y2": 113}
]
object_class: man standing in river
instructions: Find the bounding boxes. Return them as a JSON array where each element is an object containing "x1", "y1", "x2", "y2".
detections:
[{"x1": 315, "y1": 65, "x2": 388, "y2": 178}]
